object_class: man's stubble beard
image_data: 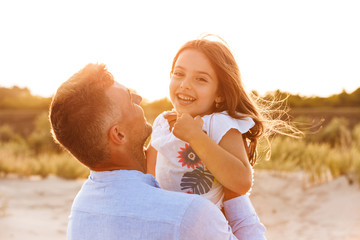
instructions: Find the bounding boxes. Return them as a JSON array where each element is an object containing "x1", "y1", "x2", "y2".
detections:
[{"x1": 131, "y1": 122, "x2": 153, "y2": 172}]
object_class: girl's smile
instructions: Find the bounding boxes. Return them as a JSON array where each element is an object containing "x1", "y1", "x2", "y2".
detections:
[
  {"x1": 176, "y1": 93, "x2": 196, "y2": 105},
  {"x1": 169, "y1": 49, "x2": 221, "y2": 117}
]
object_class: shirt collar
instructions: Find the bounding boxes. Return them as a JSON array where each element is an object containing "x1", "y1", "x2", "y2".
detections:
[{"x1": 89, "y1": 170, "x2": 160, "y2": 188}]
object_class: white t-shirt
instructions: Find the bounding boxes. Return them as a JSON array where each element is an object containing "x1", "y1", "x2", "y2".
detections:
[{"x1": 151, "y1": 111, "x2": 255, "y2": 208}]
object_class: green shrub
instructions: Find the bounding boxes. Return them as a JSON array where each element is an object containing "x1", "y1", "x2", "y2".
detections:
[
  {"x1": 255, "y1": 136, "x2": 360, "y2": 185},
  {"x1": 352, "y1": 123, "x2": 360, "y2": 148},
  {"x1": 314, "y1": 117, "x2": 352, "y2": 148},
  {"x1": 53, "y1": 153, "x2": 89, "y2": 179},
  {"x1": 27, "y1": 112, "x2": 61, "y2": 154},
  {"x1": 142, "y1": 97, "x2": 173, "y2": 124},
  {"x1": 0, "y1": 141, "x2": 89, "y2": 179},
  {"x1": 0, "y1": 124, "x2": 24, "y2": 143}
]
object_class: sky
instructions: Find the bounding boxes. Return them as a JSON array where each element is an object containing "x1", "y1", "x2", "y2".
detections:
[{"x1": 0, "y1": 0, "x2": 359, "y2": 101}]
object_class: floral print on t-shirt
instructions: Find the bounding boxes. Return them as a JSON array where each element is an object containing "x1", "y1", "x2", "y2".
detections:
[
  {"x1": 177, "y1": 144, "x2": 214, "y2": 195},
  {"x1": 177, "y1": 144, "x2": 202, "y2": 169}
]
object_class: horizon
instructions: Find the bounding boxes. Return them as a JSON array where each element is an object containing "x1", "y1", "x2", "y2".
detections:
[{"x1": 1, "y1": 83, "x2": 359, "y2": 102}]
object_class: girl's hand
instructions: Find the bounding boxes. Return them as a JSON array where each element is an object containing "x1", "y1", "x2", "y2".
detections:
[
  {"x1": 164, "y1": 111, "x2": 178, "y2": 131},
  {"x1": 223, "y1": 187, "x2": 241, "y2": 201},
  {"x1": 172, "y1": 113, "x2": 205, "y2": 143},
  {"x1": 145, "y1": 144, "x2": 157, "y2": 176}
]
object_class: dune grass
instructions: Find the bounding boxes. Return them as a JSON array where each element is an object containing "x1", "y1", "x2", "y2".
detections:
[
  {"x1": 0, "y1": 112, "x2": 359, "y2": 186},
  {"x1": 253, "y1": 117, "x2": 360, "y2": 186},
  {"x1": 0, "y1": 141, "x2": 89, "y2": 179},
  {"x1": 1, "y1": 135, "x2": 359, "y2": 185},
  {"x1": 0, "y1": 192, "x2": 9, "y2": 217},
  {"x1": 255, "y1": 136, "x2": 360, "y2": 185}
]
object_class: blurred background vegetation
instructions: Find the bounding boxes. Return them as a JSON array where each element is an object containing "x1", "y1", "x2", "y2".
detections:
[{"x1": 0, "y1": 86, "x2": 359, "y2": 186}]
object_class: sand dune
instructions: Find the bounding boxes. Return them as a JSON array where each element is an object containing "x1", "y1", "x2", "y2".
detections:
[
  {"x1": 251, "y1": 171, "x2": 360, "y2": 239},
  {"x1": 1, "y1": 171, "x2": 359, "y2": 240}
]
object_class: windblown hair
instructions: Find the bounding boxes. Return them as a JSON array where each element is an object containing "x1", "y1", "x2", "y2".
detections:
[
  {"x1": 49, "y1": 63, "x2": 114, "y2": 168},
  {"x1": 171, "y1": 35, "x2": 301, "y2": 165}
]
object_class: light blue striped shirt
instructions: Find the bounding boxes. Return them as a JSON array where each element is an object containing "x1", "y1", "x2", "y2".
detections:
[{"x1": 67, "y1": 170, "x2": 266, "y2": 239}]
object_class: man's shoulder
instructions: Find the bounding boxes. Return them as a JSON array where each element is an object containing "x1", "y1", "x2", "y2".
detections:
[
  {"x1": 153, "y1": 187, "x2": 210, "y2": 210},
  {"x1": 70, "y1": 178, "x2": 230, "y2": 239}
]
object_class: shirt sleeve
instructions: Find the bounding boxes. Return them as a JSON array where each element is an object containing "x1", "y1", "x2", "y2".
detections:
[
  {"x1": 150, "y1": 112, "x2": 171, "y2": 151},
  {"x1": 180, "y1": 196, "x2": 238, "y2": 240},
  {"x1": 223, "y1": 195, "x2": 267, "y2": 240},
  {"x1": 207, "y1": 113, "x2": 255, "y2": 144}
]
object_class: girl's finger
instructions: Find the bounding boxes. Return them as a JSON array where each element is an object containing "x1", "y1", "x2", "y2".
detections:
[{"x1": 194, "y1": 115, "x2": 204, "y2": 125}]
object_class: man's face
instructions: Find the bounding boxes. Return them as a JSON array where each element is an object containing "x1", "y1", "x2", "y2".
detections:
[{"x1": 107, "y1": 82, "x2": 152, "y2": 147}]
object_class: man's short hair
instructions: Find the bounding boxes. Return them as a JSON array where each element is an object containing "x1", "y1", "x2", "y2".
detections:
[{"x1": 49, "y1": 63, "x2": 114, "y2": 168}]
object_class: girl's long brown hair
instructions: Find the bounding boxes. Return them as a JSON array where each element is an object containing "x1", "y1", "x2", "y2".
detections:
[{"x1": 171, "y1": 35, "x2": 301, "y2": 166}]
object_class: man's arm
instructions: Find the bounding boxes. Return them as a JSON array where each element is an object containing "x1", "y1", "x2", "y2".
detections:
[
  {"x1": 180, "y1": 195, "x2": 266, "y2": 240},
  {"x1": 224, "y1": 195, "x2": 267, "y2": 240},
  {"x1": 180, "y1": 196, "x2": 237, "y2": 240}
]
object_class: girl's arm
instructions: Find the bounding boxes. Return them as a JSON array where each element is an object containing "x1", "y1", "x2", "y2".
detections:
[
  {"x1": 146, "y1": 144, "x2": 157, "y2": 177},
  {"x1": 172, "y1": 113, "x2": 252, "y2": 195}
]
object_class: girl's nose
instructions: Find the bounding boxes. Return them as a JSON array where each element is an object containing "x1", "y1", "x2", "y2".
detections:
[{"x1": 180, "y1": 77, "x2": 191, "y2": 89}]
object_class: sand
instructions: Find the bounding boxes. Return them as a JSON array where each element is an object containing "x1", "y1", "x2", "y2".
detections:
[
  {"x1": 251, "y1": 171, "x2": 360, "y2": 240},
  {"x1": 0, "y1": 175, "x2": 83, "y2": 240},
  {"x1": 1, "y1": 171, "x2": 359, "y2": 240}
]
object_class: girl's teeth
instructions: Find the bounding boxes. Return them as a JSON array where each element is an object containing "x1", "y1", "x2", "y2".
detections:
[{"x1": 178, "y1": 94, "x2": 195, "y2": 101}]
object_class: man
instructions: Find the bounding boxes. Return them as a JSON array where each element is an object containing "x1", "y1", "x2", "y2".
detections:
[{"x1": 49, "y1": 63, "x2": 266, "y2": 239}]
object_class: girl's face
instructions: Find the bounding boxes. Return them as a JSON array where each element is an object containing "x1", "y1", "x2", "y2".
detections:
[{"x1": 170, "y1": 49, "x2": 220, "y2": 117}]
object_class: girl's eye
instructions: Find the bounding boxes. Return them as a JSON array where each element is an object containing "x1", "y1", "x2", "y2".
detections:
[
  {"x1": 173, "y1": 71, "x2": 184, "y2": 77},
  {"x1": 197, "y1": 77, "x2": 208, "y2": 82}
]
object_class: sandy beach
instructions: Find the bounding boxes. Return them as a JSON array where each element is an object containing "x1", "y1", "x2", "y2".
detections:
[{"x1": 1, "y1": 171, "x2": 359, "y2": 240}]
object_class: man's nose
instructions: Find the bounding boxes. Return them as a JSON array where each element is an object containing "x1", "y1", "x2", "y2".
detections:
[{"x1": 132, "y1": 93, "x2": 142, "y2": 104}]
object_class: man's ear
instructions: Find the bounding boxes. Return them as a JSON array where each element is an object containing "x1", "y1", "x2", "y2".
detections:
[{"x1": 109, "y1": 125, "x2": 126, "y2": 145}]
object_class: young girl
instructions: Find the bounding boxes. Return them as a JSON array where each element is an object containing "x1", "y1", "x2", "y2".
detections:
[{"x1": 146, "y1": 35, "x2": 289, "y2": 209}]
